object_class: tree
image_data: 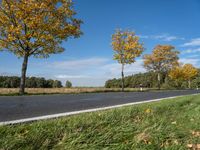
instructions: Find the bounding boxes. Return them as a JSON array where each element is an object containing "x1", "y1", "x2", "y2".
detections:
[
  {"x1": 36, "y1": 77, "x2": 46, "y2": 88},
  {"x1": 26, "y1": 77, "x2": 37, "y2": 88},
  {"x1": 182, "y1": 64, "x2": 198, "y2": 89},
  {"x1": 46, "y1": 79, "x2": 54, "y2": 88},
  {"x1": 143, "y1": 45, "x2": 179, "y2": 90},
  {"x1": 169, "y1": 63, "x2": 198, "y2": 89},
  {"x1": 191, "y1": 77, "x2": 200, "y2": 89},
  {"x1": 0, "y1": 0, "x2": 82, "y2": 94},
  {"x1": 65, "y1": 80, "x2": 72, "y2": 88},
  {"x1": 169, "y1": 65, "x2": 185, "y2": 88},
  {"x1": 111, "y1": 29, "x2": 144, "y2": 91},
  {"x1": 53, "y1": 80, "x2": 62, "y2": 88}
]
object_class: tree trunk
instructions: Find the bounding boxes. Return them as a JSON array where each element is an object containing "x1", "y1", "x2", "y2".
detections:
[
  {"x1": 157, "y1": 72, "x2": 161, "y2": 90},
  {"x1": 188, "y1": 79, "x2": 191, "y2": 89},
  {"x1": 19, "y1": 54, "x2": 29, "y2": 95},
  {"x1": 121, "y1": 64, "x2": 125, "y2": 92}
]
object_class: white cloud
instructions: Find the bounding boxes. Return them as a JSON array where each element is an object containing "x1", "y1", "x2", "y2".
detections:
[
  {"x1": 138, "y1": 35, "x2": 149, "y2": 39},
  {"x1": 48, "y1": 58, "x2": 146, "y2": 86},
  {"x1": 152, "y1": 34, "x2": 184, "y2": 41},
  {"x1": 102, "y1": 59, "x2": 145, "y2": 78},
  {"x1": 182, "y1": 47, "x2": 200, "y2": 54},
  {"x1": 0, "y1": 72, "x2": 19, "y2": 76},
  {"x1": 55, "y1": 75, "x2": 90, "y2": 79},
  {"x1": 179, "y1": 58, "x2": 200, "y2": 67},
  {"x1": 182, "y1": 38, "x2": 200, "y2": 47},
  {"x1": 139, "y1": 34, "x2": 184, "y2": 41},
  {"x1": 50, "y1": 57, "x2": 109, "y2": 70}
]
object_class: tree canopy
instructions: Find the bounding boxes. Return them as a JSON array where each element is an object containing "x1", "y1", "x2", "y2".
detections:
[
  {"x1": 0, "y1": 0, "x2": 82, "y2": 58},
  {"x1": 169, "y1": 63, "x2": 198, "y2": 88},
  {"x1": 143, "y1": 45, "x2": 179, "y2": 89}
]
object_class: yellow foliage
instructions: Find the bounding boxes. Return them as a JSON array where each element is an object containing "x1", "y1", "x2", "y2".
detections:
[
  {"x1": 169, "y1": 65, "x2": 184, "y2": 81},
  {"x1": 182, "y1": 64, "x2": 198, "y2": 80},
  {"x1": 111, "y1": 29, "x2": 144, "y2": 64},
  {"x1": 143, "y1": 45, "x2": 179, "y2": 72},
  {"x1": 0, "y1": 0, "x2": 82, "y2": 58},
  {"x1": 169, "y1": 64, "x2": 198, "y2": 81}
]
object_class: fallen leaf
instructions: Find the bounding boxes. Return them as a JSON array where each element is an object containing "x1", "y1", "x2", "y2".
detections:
[
  {"x1": 145, "y1": 108, "x2": 152, "y2": 113},
  {"x1": 187, "y1": 144, "x2": 193, "y2": 148},
  {"x1": 192, "y1": 131, "x2": 200, "y2": 137},
  {"x1": 187, "y1": 144, "x2": 200, "y2": 149},
  {"x1": 171, "y1": 121, "x2": 177, "y2": 125}
]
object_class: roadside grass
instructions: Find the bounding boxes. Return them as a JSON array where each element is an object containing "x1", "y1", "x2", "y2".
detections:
[
  {"x1": 0, "y1": 95, "x2": 200, "y2": 149},
  {"x1": 0, "y1": 87, "x2": 156, "y2": 96},
  {"x1": 0, "y1": 87, "x2": 187, "y2": 96}
]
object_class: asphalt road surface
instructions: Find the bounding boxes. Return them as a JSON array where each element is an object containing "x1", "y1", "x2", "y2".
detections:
[{"x1": 0, "y1": 90, "x2": 199, "y2": 122}]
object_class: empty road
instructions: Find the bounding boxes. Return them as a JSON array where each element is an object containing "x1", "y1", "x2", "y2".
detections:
[{"x1": 0, "y1": 90, "x2": 199, "y2": 123}]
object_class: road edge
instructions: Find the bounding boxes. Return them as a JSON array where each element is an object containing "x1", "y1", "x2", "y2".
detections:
[{"x1": 0, "y1": 93, "x2": 199, "y2": 126}]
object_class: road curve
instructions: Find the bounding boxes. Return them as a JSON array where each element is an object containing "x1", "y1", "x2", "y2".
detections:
[{"x1": 0, "y1": 90, "x2": 199, "y2": 122}]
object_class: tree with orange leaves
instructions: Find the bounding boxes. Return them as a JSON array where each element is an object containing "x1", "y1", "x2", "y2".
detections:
[
  {"x1": 143, "y1": 45, "x2": 179, "y2": 90},
  {"x1": 168, "y1": 65, "x2": 185, "y2": 88},
  {"x1": 169, "y1": 64, "x2": 198, "y2": 89},
  {"x1": 112, "y1": 30, "x2": 144, "y2": 91},
  {"x1": 0, "y1": 0, "x2": 82, "y2": 94},
  {"x1": 183, "y1": 64, "x2": 198, "y2": 88}
]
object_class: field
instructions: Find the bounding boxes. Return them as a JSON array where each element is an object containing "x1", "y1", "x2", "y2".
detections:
[
  {"x1": 0, "y1": 94, "x2": 200, "y2": 149},
  {"x1": 0, "y1": 87, "x2": 153, "y2": 95}
]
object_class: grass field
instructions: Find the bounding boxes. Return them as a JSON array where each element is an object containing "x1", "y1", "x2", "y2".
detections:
[
  {"x1": 0, "y1": 95, "x2": 200, "y2": 149},
  {"x1": 0, "y1": 87, "x2": 154, "y2": 95}
]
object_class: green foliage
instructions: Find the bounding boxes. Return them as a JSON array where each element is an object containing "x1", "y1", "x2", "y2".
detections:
[
  {"x1": 53, "y1": 80, "x2": 62, "y2": 88},
  {"x1": 105, "y1": 72, "x2": 163, "y2": 88},
  {"x1": 65, "y1": 80, "x2": 72, "y2": 88},
  {"x1": 105, "y1": 70, "x2": 200, "y2": 89},
  {"x1": 0, "y1": 76, "x2": 20, "y2": 88},
  {"x1": 0, "y1": 76, "x2": 62, "y2": 88}
]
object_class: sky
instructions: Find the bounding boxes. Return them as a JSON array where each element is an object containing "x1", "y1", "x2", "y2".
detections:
[{"x1": 1, "y1": 0, "x2": 200, "y2": 86}]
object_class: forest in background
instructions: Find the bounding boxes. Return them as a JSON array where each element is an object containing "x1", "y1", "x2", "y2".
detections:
[{"x1": 105, "y1": 69, "x2": 200, "y2": 89}]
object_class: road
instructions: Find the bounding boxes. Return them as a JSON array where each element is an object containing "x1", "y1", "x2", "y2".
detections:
[{"x1": 0, "y1": 90, "x2": 199, "y2": 123}]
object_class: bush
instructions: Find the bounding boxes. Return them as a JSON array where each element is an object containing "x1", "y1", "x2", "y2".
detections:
[
  {"x1": 53, "y1": 80, "x2": 62, "y2": 88},
  {"x1": 65, "y1": 80, "x2": 72, "y2": 88}
]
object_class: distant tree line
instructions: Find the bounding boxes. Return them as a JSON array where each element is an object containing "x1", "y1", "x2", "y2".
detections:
[
  {"x1": 105, "y1": 69, "x2": 200, "y2": 89},
  {"x1": 0, "y1": 76, "x2": 63, "y2": 88}
]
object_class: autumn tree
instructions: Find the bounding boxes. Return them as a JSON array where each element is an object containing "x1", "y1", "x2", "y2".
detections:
[
  {"x1": 143, "y1": 45, "x2": 179, "y2": 90},
  {"x1": 169, "y1": 63, "x2": 198, "y2": 89},
  {"x1": 182, "y1": 64, "x2": 198, "y2": 89},
  {"x1": 0, "y1": 0, "x2": 82, "y2": 94},
  {"x1": 169, "y1": 65, "x2": 185, "y2": 88},
  {"x1": 111, "y1": 29, "x2": 144, "y2": 91}
]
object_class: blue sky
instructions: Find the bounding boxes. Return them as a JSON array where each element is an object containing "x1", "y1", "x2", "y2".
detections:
[{"x1": 1, "y1": 0, "x2": 200, "y2": 86}]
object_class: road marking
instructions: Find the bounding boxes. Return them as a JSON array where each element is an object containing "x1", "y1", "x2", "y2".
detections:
[{"x1": 0, "y1": 93, "x2": 199, "y2": 125}]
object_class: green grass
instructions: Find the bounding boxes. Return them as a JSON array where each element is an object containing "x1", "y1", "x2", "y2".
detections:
[{"x1": 0, "y1": 95, "x2": 200, "y2": 149}]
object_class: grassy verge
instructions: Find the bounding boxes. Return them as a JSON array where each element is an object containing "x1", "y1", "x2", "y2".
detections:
[
  {"x1": 0, "y1": 87, "x2": 188, "y2": 96},
  {"x1": 0, "y1": 87, "x2": 157, "y2": 96},
  {"x1": 0, "y1": 95, "x2": 200, "y2": 149}
]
